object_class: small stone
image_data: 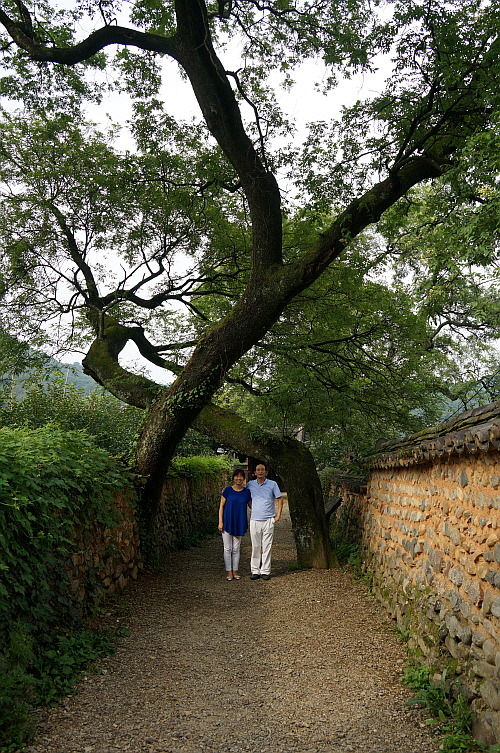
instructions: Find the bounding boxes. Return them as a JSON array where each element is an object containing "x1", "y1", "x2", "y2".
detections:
[
  {"x1": 483, "y1": 639, "x2": 497, "y2": 664},
  {"x1": 491, "y1": 596, "x2": 500, "y2": 618},
  {"x1": 449, "y1": 565, "x2": 463, "y2": 586},
  {"x1": 472, "y1": 661, "x2": 496, "y2": 679},
  {"x1": 480, "y1": 680, "x2": 500, "y2": 711}
]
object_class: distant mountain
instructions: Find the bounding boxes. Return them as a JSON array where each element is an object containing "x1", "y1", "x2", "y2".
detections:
[
  {"x1": 53, "y1": 361, "x2": 99, "y2": 394},
  {"x1": 2, "y1": 357, "x2": 100, "y2": 398}
]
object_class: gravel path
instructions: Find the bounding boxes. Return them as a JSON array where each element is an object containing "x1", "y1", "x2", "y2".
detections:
[{"x1": 30, "y1": 502, "x2": 440, "y2": 753}]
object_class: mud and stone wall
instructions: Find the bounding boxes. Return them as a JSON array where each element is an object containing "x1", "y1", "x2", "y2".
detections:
[
  {"x1": 68, "y1": 491, "x2": 141, "y2": 602},
  {"x1": 328, "y1": 475, "x2": 367, "y2": 549},
  {"x1": 155, "y1": 471, "x2": 228, "y2": 556},
  {"x1": 330, "y1": 443, "x2": 500, "y2": 746},
  {"x1": 67, "y1": 469, "x2": 228, "y2": 605}
]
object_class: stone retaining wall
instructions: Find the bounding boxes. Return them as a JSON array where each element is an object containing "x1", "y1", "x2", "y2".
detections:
[
  {"x1": 68, "y1": 491, "x2": 141, "y2": 602},
  {"x1": 155, "y1": 471, "x2": 228, "y2": 556},
  {"x1": 333, "y1": 447, "x2": 500, "y2": 746},
  {"x1": 67, "y1": 470, "x2": 228, "y2": 606},
  {"x1": 328, "y1": 475, "x2": 367, "y2": 550}
]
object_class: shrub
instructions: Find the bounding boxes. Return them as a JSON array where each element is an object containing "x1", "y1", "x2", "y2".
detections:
[
  {"x1": 0, "y1": 620, "x2": 125, "y2": 751},
  {"x1": 0, "y1": 372, "x2": 143, "y2": 457},
  {"x1": 169, "y1": 454, "x2": 233, "y2": 478},
  {"x1": 0, "y1": 427, "x2": 135, "y2": 751},
  {"x1": 0, "y1": 425, "x2": 135, "y2": 652},
  {"x1": 34, "y1": 628, "x2": 125, "y2": 705},
  {"x1": 0, "y1": 622, "x2": 36, "y2": 752},
  {"x1": 174, "y1": 428, "x2": 219, "y2": 457},
  {"x1": 403, "y1": 663, "x2": 486, "y2": 752}
]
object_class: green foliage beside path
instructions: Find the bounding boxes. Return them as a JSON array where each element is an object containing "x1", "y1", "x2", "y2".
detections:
[
  {"x1": 0, "y1": 424, "x2": 227, "y2": 752},
  {"x1": 0, "y1": 619, "x2": 125, "y2": 752},
  {"x1": 1, "y1": 370, "x2": 219, "y2": 460},
  {"x1": 0, "y1": 372, "x2": 144, "y2": 458},
  {"x1": 169, "y1": 454, "x2": 233, "y2": 478},
  {"x1": 403, "y1": 662, "x2": 500, "y2": 752},
  {"x1": 0, "y1": 424, "x2": 136, "y2": 648},
  {"x1": 0, "y1": 425, "x2": 135, "y2": 751}
]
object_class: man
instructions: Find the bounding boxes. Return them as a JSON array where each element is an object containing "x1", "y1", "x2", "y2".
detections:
[{"x1": 247, "y1": 462, "x2": 283, "y2": 581}]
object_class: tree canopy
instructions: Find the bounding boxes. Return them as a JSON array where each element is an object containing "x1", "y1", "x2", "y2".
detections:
[{"x1": 1, "y1": 0, "x2": 500, "y2": 563}]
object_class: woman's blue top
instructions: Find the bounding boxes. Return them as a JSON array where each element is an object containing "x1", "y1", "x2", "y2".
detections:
[{"x1": 222, "y1": 486, "x2": 251, "y2": 537}]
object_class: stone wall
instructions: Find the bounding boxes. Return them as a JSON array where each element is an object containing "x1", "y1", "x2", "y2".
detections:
[
  {"x1": 331, "y1": 401, "x2": 500, "y2": 746},
  {"x1": 328, "y1": 475, "x2": 367, "y2": 550},
  {"x1": 67, "y1": 469, "x2": 228, "y2": 606},
  {"x1": 68, "y1": 491, "x2": 141, "y2": 602},
  {"x1": 155, "y1": 471, "x2": 228, "y2": 556}
]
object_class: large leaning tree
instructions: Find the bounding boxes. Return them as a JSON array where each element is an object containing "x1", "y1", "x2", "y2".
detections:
[{"x1": 1, "y1": 0, "x2": 500, "y2": 566}]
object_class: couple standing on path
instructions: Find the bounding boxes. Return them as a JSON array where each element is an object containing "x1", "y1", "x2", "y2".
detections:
[{"x1": 218, "y1": 462, "x2": 283, "y2": 581}]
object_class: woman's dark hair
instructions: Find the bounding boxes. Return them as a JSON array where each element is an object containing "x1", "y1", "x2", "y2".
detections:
[{"x1": 232, "y1": 467, "x2": 246, "y2": 479}]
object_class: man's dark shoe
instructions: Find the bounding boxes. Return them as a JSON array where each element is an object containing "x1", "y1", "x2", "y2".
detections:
[
  {"x1": 250, "y1": 573, "x2": 260, "y2": 580},
  {"x1": 261, "y1": 574, "x2": 271, "y2": 581}
]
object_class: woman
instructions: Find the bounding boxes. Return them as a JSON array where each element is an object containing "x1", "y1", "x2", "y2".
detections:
[{"x1": 218, "y1": 468, "x2": 251, "y2": 580}]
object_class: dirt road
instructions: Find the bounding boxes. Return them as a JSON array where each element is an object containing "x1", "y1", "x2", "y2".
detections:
[{"x1": 28, "y1": 503, "x2": 439, "y2": 753}]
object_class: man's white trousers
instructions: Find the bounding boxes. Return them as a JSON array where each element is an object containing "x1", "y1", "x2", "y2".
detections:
[{"x1": 250, "y1": 518, "x2": 275, "y2": 575}]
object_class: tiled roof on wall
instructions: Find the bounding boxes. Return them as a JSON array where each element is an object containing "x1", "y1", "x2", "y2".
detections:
[
  {"x1": 369, "y1": 400, "x2": 500, "y2": 469},
  {"x1": 327, "y1": 473, "x2": 368, "y2": 492}
]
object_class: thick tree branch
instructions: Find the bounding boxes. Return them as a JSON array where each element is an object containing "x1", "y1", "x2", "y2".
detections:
[
  {"x1": 126, "y1": 325, "x2": 183, "y2": 374},
  {"x1": 0, "y1": 0, "x2": 283, "y2": 273},
  {"x1": 82, "y1": 314, "x2": 163, "y2": 408},
  {"x1": 0, "y1": 10, "x2": 180, "y2": 62},
  {"x1": 172, "y1": 0, "x2": 282, "y2": 272},
  {"x1": 287, "y1": 155, "x2": 446, "y2": 292}
]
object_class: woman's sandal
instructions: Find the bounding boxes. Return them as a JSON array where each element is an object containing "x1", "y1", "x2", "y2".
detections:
[
  {"x1": 233, "y1": 574, "x2": 241, "y2": 580},
  {"x1": 227, "y1": 575, "x2": 233, "y2": 581}
]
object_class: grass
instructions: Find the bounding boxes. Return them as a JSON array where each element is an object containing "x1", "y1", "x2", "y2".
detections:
[
  {"x1": 403, "y1": 662, "x2": 500, "y2": 752},
  {"x1": 0, "y1": 620, "x2": 127, "y2": 752}
]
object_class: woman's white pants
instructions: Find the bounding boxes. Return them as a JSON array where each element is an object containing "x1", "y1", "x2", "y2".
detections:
[{"x1": 221, "y1": 531, "x2": 242, "y2": 572}]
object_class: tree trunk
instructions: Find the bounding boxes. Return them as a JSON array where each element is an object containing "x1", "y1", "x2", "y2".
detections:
[
  {"x1": 194, "y1": 404, "x2": 338, "y2": 568},
  {"x1": 271, "y1": 440, "x2": 339, "y2": 569},
  {"x1": 83, "y1": 326, "x2": 336, "y2": 566}
]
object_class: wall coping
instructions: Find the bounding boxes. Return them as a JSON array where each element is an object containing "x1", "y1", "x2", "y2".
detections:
[
  {"x1": 327, "y1": 473, "x2": 368, "y2": 493},
  {"x1": 368, "y1": 400, "x2": 500, "y2": 469}
]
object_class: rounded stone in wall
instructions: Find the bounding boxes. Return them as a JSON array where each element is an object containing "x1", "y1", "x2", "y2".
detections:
[
  {"x1": 490, "y1": 595, "x2": 500, "y2": 618},
  {"x1": 481, "y1": 680, "x2": 500, "y2": 711}
]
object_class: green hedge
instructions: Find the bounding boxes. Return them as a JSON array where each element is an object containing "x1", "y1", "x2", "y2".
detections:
[
  {"x1": 0, "y1": 425, "x2": 135, "y2": 654},
  {"x1": 168, "y1": 455, "x2": 233, "y2": 478}
]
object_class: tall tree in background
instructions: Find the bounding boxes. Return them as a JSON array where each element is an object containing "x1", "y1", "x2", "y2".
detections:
[{"x1": 0, "y1": 0, "x2": 500, "y2": 564}]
